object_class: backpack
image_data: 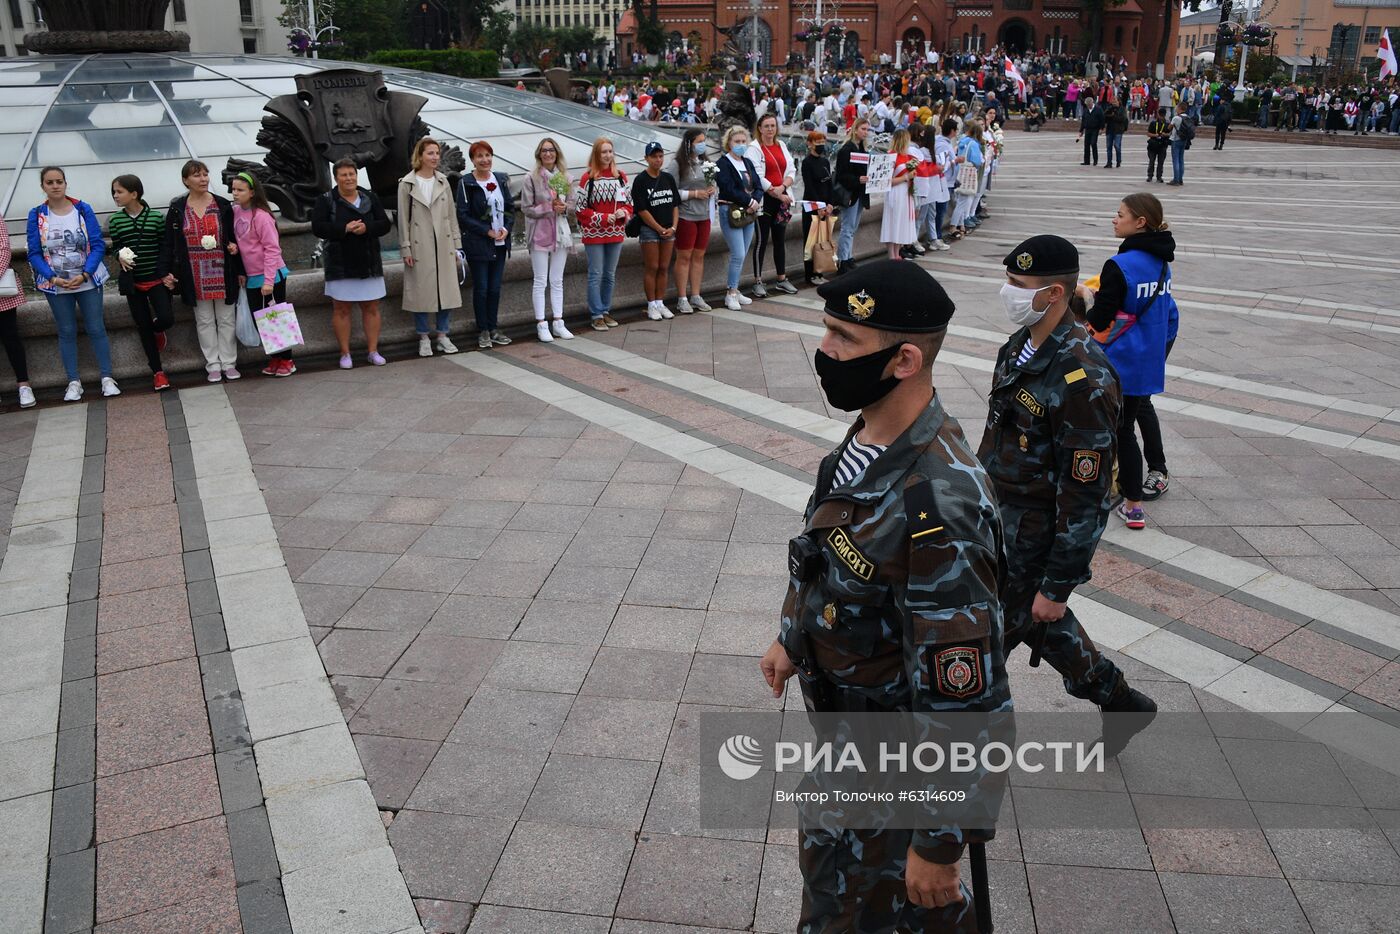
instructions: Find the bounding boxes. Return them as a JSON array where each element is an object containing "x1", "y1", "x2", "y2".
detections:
[{"x1": 1178, "y1": 116, "x2": 1196, "y2": 146}]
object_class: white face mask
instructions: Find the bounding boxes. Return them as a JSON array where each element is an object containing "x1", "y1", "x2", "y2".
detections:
[{"x1": 999, "y1": 282, "x2": 1052, "y2": 328}]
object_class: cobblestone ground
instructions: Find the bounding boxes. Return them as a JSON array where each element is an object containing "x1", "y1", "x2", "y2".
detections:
[{"x1": 4, "y1": 132, "x2": 1400, "y2": 933}]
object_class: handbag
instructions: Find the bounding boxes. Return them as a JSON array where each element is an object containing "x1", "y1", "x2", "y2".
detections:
[
  {"x1": 253, "y1": 299, "x2": 304, "y2": 355},
  {"x1": 811, "y1": 217, "x2": 837, "y2": 276},
  {"x1": 234, "y1": 289, "x2": 261, "y2": 347},
  {"x1": 955, "y1": 161, "x2": 979, "y2": 190},
  {"x1": 0, "y1": 268, "x2": 18, "y2": 297}
]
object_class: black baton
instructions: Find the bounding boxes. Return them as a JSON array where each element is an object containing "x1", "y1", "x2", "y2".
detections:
[
  {"x1": 970, "y1": 842, "x2": 993, "y2": 933},
  {"x1": 1027, "y1": 616, "x2": 1048, "y2": 668}
]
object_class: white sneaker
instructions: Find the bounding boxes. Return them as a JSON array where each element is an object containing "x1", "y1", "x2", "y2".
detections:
[
  {"x1": 63, "y1": 380, "x2": 83, "y2": 402},
  {"x1": 736, "y1": 291, "x2": 753, "y2": 305},
  {"x1": 690, "y1": 295, "x2": 713, "y2": 312},
  {"x1": 418, "y1": 335, "x2": 433, "y2": 357},
  {"x1": 100, "y1": 377, "x2": 121, "y2": 398},
  {"x1": 536, "y1": 321, "x2": 554, "y2": 342},
  {"x1": 436, "y1": 335, "x2": 458, "y2": 354},
  {"x1": 932, "y1": 239, "x2": 951, "y2": 251},
  {"x1": 550, "y1": 319, "x2": 574, "y2": 340},
  {"x1": 724, "y1": 291, "x2": 742, "y2": 311},
  {"x1": 17, "y1": 385, "x2": 36, "y2": 408},
  {"x1": 658, "y1": 303, "x2": 674, "y2": 319},
  {"x1": 676, "y1": 297, "x2": 694, "y2": 315},
  {"x1": 646, "y1": 302, "x2": 663, "y2": 321}
]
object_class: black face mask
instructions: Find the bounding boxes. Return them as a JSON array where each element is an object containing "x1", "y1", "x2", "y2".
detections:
[{"x1": 814, "y1": 343, "x2": 905, "y2": 412}]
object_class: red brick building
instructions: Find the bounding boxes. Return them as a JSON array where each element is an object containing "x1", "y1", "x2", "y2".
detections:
[{"x1": 651, "y1": 0, "x2": 1179, "y2": 75}]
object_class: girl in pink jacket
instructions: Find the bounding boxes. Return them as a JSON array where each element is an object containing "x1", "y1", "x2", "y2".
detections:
[{"x1": 230, "y1": 172, "x2": 295, "y2": 376}]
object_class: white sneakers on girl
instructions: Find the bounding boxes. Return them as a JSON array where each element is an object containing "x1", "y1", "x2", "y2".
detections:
[
  {"x1": 18, "y1": 385, "x2": 36, "y2": 408},
  {"x1": 537, "y1": 321, "x2": 554, "y2": 342},
  {"x1": 657, "y1": 303, "x2": 674, "y2": 319},
  {"x1": 100, "y1": 378, "x2": 120, "y2": 397},
  {"x1": 436, "y1": 335, "x2": 459, "y2": 354},
  {"x1": 676, "y1": 297, "x2": 694, "y2": 315},
  {"x1": 689, "y1": 294, "x2": 713, "y2": 312},
  {"x1": 64, "y1": 381, "x2": 83, "y2": 402},
  {"x1": 418, "y1": 335, "x2": 433, "y2": 357},
  {"x1": 736, "y1": 292, "x2": 753, "y2": 305},
  {"x1": 550, "y1": 319, "x2": 574, "y2": 340},
  {"x1": 646, "y1": 302, "x2": 663, "y2": 321},
  {"x1": 724, "y1": 291, "x2": 742, "y2": 311}
]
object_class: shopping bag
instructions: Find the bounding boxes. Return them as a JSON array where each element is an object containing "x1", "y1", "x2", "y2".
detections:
[
  {"x1": 803, "y1": 213, "x2": 821, "y2": 261},
  {"x1": 234, "y1": 290, "x2": 262, "y2": 347},
  {"x1": 956, "y1": 162, "x2": 979, "y2": 190},
  {"x1": 254, "y1": 301, "x2": 304, "y2": 355},
  {"x1": 811, "y1": 218, "x2": 837, "y2": 276}
]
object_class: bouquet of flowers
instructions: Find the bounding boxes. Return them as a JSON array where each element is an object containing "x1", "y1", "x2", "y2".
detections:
[
  {"x1": 200, "y1": 234, "x2": 217, "y2": 250},
  {"x1": 701, "y1": 161, "x2": 718, "y2": 186},
  {"x1": 117, "y1": 246, "x2": 136, "y2": 269},
  {"x1": 547, "y1": 170, "x2": 571, "y2": 202}
]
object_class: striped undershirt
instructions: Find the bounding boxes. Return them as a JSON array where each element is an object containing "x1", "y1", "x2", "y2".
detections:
[
  {"x1": 831, "y1": 437, "x2": 886, "y2": 489},
  {"x1": 1016, "y1": 338, "x2": 1038, "y2": 367}
]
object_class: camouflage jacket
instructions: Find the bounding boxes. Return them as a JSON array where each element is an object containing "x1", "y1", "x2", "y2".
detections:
[
  {"x1": 976, "y1": 315, "x2": 1121, "y2": 602},
  {"x1": 780, "y1": 394, "x2": 1013, "y2": 863}
]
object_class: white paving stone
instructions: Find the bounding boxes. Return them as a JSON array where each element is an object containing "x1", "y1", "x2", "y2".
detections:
[
  {"x1": 281, "y1": 846, "x2": 421, "y2": 934},
  {"x1": 255, "y1": 724, "x2": 365, "y2": 799},
  {"x1": 265, "y1": 779, "x2": 388, "y2": 872}
]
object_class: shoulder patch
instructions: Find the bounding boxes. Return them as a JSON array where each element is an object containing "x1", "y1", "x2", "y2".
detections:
[
  {"x1": 826, "y1": 528, "x2": 874, "y2": 580},
  {"x1": 1014, "y1": 388, "x2": 1045, "y2": 417},
  {"x1": 1064, "y1": 368, "x2": 1087, "y2": 385},
  {"x1": 905, "y1": 481, "x2": 946, "y2": 543},
  {"x1": 1071, "y1": 450, "x2": 1102, "y2": 483},
  {"x1": 934, "y1": 645, "x2": 984, "y2": 698}
]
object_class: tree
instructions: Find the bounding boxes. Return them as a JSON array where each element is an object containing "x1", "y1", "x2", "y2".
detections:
[
  {"x1": 1157, "y1": 0, "x2": 1206, "y2": 79},
  {"x1": 1080, "y1": 0, "x2": 1127, "y2": 62},
  {"x1": 631, "y1": 0, "x2": 666, "y2": 54},
  {"x1": 455, "y1": 0, "x2": 499, "y2": 47},
  {"x1": 482, "y1": 9, "x2": 513, "y2": 54}
]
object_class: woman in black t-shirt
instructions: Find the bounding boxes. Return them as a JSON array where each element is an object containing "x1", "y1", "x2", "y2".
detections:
[{"x1": 632, "y1": 141, "x2": 682, "y2": 319}]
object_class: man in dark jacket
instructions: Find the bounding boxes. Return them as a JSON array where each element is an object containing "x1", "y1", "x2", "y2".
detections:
[
  {"x1": 1077, "y1": 97, "x2": 1106, "y2": 165},
  {"x1": 1103, "y1": 103, "x2": 1129, "y2": 168},
  {"x1": 1212, "y1": 97, "x2": 1233, "y2": 149}
]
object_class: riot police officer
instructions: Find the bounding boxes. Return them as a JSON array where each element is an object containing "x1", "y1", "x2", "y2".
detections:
[
  {"x1": 978, "y1": 235, "x2": 1156, "y2": 750},
  {"x1": 760, "y1": 259, "x2": 1011, "y2": 934}
]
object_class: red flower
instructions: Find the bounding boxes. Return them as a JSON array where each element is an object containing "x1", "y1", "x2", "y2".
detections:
[{"x1": 485, "y1": 181, "x2": 497, "y2": 192}]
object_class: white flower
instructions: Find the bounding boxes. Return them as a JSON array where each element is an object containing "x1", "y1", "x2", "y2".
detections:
[
  {"x1": 201, "y1": 234, "x2": 217, "y2": 250},
  {"x1": 117, "y1": 247, "x2": 136, "y2": 265}
]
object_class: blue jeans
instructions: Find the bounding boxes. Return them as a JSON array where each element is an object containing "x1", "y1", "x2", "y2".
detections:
[
  {"x1": 585, "y1": 241, "x2": 622, "y2": 319},
  {"x1": 413, "y1": 310, "x2": 451, "y2": 335},
  {"x1": 46, "y1": 288, "x2": 111, "y2": 381},
  {"x1": 1105, "y1": 132, "x2": 1122, "y2": 165},
  {"x1": 1169, "y1": 140, "x2": 1185, "y2": 182},
  {"x1": 719, "y1": 214, "x2": 756, "y2": 289},
  {"x1": 468, "y1": 250, "x2": 506, "y2": 333},
  {"x1": 836, "y1": 201, "x2": 863, "y2": 262}
]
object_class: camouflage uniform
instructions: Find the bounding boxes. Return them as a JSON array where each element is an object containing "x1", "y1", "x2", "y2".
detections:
[
  {"x1": 780, "y1": 395, "x2": 1013, "y2": 934},
  {"x1": 977, "y1": 314, "x2": 1126, "y2": 703}
]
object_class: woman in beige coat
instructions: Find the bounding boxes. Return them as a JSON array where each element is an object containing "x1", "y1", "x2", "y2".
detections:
[{"x1": 397, "y1": 137, "x2": 463, "y2": 356}]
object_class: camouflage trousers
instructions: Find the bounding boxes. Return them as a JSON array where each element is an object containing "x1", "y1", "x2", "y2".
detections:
[
  {"x1": 1000, "y1": 504, "x2": 1125, "y2": 706},
  {"x1": 795, "y1": 678, "x2": 980, "y2": 934}
]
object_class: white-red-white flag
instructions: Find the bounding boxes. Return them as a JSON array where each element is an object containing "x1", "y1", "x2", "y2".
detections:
[
  {"x1": 1004, "y1": 57, "x2": 1026, "y2": 100},
  {"x1": 1380, "y1": 27, "x2": 1398, "y2": 80}
]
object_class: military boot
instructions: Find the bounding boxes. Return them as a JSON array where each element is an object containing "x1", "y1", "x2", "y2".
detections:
[{"x1": 1099, "y1": 683, "x2": 1158, "y2": 759}]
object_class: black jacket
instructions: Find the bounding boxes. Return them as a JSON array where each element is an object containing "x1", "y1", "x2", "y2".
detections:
[
  {"x1": 716, "y1": 153, "x2": 763, "y2": 207},
  {"x1": 1088, "y1": 229, "x2": 1177, "y2": 332},
  {"x1": 801, "y1": 152, "x2": 833, "y2": 205},
  {"x1": 1105, "y1": 105, "x2": 1129, "y2": 135},
  {"x1": 1213, "y1": 101, "x2": 1233, "y2": 127},
  {"x1": 1080, "y1": 103, "x2": 1106, "y2": 132},
  {"x1": 311, "y1": 187, "x2": 391, "y2": 281},
  {"x1": 456, "y1": 171, "x2": 516, "y2": 262},
  {"x1": 164, "y1": 193, "x2": 241, "y2": 307},
  {"x1": 834, "y1": 141, "x2": 870, "y2": 208}
]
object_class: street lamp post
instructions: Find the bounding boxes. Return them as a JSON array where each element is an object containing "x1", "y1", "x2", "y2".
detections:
[{"x1": 749, "y1": 0, "x2": 760, "y2": 79}]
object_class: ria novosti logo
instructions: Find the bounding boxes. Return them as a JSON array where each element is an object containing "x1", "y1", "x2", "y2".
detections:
[{"x1": 717, "y1": 734, "x2": 764, "y2": 780}]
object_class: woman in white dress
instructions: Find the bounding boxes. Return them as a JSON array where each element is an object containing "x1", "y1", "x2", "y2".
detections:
[{"x1": 879, "y1": 129, "x2": 918, "y2": 260}]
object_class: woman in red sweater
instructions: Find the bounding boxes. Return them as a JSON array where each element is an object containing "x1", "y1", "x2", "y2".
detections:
[{"x1": 573, "y1": 137, "x2": 633, "y2": 332}]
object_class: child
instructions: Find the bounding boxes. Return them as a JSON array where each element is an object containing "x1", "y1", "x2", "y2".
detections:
[
  {"x1": 109, "y1": 174, "x2": 173, "y2": 391},
  {"x1": 229, "y1": 172, "x2": 294, "y2": 376}
]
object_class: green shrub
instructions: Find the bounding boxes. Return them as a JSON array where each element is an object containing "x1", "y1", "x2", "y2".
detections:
[
  {"x1": 1232, "y1": 97, "x2": 1261, "y2": 122},
  {"x1": 367, "y1": 49, "x2": 499, "y2": 79}
]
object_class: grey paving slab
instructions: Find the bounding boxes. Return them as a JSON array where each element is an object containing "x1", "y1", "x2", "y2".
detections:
[
  {"x1": 265, "y1": 779, "x2": 388, "y2": 872},
  {"x1": 466, "y1": 905, "x2": 611, "y2": 934},
  {"x1": 521, "y1": 753, "x2": 658, "y2": 831},
  {"x1": 1292, "y1": 878, "x2": 1400, "y2": 934},
  {"x1": 553, "y1": 694, "x2": 677, "y2": 761},
  {"x1": 280, "y1": 845, "x2": 420, "y2": 934},
  {"x1": 1158, "y1": 872, "x2": 1311, "y2": 934},
  {"x1": 616, "y1": 833, "x2": 764, "y2": 929},
  {"x1": 350, "y1": 677, "x2": 472, "y2": 742},
  {"x1": 481, "y1": 821, "x2": 635, "y2": 917},
  {"x1": 404, "y1": 742, "x2": 548, "y2": 819},
  {"x1": 482, "y1": 640, "x2": 596, "y2": 693},
  {"x1": 445, "y1": 684, "x2": 574, "y2": 750},
  {"x1": 424, "y1": 595, "x2": 529, "y2": 639},
  {"x1": 1253, "y1": 802, "x2": 1400, "y2": 885},
  {"x1": 1025, "y1": 864, "x2": 1175, "y2": 934},
  {"x1": 388, "y1": 810, "x2": 514, "y2": 904}
]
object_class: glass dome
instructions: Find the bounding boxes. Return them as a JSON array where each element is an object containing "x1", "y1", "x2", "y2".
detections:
[{"x1": 0, "y1": 53, "x2": 680, "y2": 234}]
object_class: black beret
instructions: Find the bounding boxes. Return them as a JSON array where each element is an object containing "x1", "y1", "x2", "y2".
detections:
[
  {"x1": 816, "y1": 259, "x2": 955, "y2": 333},
  {"x1": 1003, "y1": 235, "x2": 1079, "y2": 277}
]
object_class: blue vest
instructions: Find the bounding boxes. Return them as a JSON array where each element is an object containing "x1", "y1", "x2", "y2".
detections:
[{"x1": 1105, "y1": 249, "x2": 1178, "y2": 396}]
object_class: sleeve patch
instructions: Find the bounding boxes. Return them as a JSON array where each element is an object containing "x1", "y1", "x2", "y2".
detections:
[
  {"x1": 1064, "y1": 368, "x2": 1087, "y2": 385},
  {"x1": 934, "y1": 645, "x2": 984, "y2": 698},
  {"x1": 1071, "y1": 450, "x2": 1102, "y2": 483}
]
